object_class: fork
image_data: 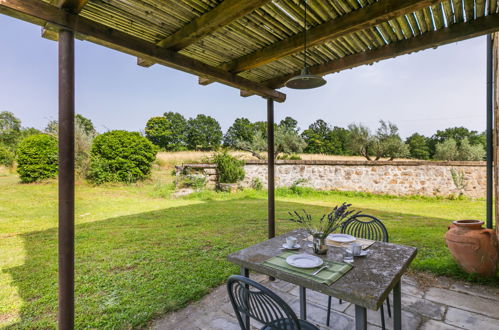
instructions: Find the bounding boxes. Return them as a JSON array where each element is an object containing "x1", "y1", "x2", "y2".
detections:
[{"x1": 312, "y1": 265, "x2": 328, "y2": 276}]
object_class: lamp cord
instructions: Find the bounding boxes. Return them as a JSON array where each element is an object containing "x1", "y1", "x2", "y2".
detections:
[{"x1": 303, "y1": 0, "x2": 307, "y2": 69}]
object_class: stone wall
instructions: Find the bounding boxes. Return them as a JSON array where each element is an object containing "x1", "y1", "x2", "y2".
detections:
[{"x1": 176, "y1": 160, "x2": 486, "y2": 198}]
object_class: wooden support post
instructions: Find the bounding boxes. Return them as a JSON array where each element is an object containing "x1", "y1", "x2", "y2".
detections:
[
  {"x1": 487, "y1": 34, "x2": 494, "y2": 230},
  {"x1": 267, "y1": 98, "x2": 275, "y2": 239},
  {"x1": 493, "y1": 33, "x2": 499, "y2": 234},
  {"x1": 58, "y1": 28, "x2": 75, "y2": 330}
]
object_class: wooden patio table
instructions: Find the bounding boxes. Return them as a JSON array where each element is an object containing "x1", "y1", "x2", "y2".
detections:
[{"x1": 227, "y1": 229, "x2": 417, "y2": 330}]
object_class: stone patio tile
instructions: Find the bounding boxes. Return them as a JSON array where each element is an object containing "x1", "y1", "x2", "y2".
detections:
[
  {"x1": 449, "y1": 282, "x2": 499, "y2": 302},
  {"x1": 264, "y1": 278, "x2": 296, "y2": 293},
  {"x1": 425, "y1": 288, "x2": 498, "y2": 317},
  {"x1": 401, "y1": 294, "x2": 446, "y2": 320},
  {"x1": 445, "y1": 307, "x2": 499, "y2": 330},
  {"x1": 199, "y1": 316, "x2": 241, "y2": 330},
  {"x1": 402, "y1": 283, "x2": 425, "y2": 298},
  {"x1": 288, "y1": 287, "x2": 351, "y2": 312},
  {"x1": 420, "y1": 319, "x2": 462, "y2": 330},
  {"x1": 344, "y1": 304, "x2": 421, "y2": 330},
  {"x1": 288, "y1": 299, "x2": 354, "y2": 329}
]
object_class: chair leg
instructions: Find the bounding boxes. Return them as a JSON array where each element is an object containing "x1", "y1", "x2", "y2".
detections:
[
  {"x1": 326, "y1": 296, "x2": 332, "y2": 326},
  {"x1": 386, "y1": 296, "x2": 391, "y2": 318},
  {"x1": 380, "y1": 304, "x2": 386, "y2": 330}
]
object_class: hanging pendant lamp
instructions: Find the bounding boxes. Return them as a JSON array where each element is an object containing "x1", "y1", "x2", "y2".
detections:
[{"x1": 285, "y1": 0, "x2": 326, "y2": 89}]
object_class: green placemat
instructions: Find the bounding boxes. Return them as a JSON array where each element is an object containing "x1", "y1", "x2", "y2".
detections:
[{"x1": 262, "y1": 251, "x2": 353, "y2": 286}]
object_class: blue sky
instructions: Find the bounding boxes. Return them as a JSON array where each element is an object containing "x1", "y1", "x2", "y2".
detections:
[{"x1": 0, "y1": 14, "x2": 486, "y2": 138}]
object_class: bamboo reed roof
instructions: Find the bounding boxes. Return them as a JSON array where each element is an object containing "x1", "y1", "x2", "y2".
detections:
[{"x1": 2, "y1": 0, "x2": 499, "y2": 102}]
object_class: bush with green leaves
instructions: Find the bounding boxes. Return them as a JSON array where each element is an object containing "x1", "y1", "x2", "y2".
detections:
[
  {"x1": 181, "y1": 174, "x2": 207, "y2": 189},
  {"x1": 88, "y1": 130, "x2": 157, "y2": 184},
  {"x1": 212, "y1": 150, "x2": 245, "y2": 184},
  {"x1": 0, "y1": 144, "x2": 14, "y2": 167},
  {"x1": 251, "y1": 177, "x2": 263, "y2": 190},
  {"x1": 16, "y1": 134, "x2": 58, "y2": 183}
]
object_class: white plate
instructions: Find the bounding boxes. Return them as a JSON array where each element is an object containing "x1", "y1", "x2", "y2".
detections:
[
  {"x1": 286, "y1": 254, "x2": 323, "y2": 268},
  {"x1": 346, "y1": 249, "x2": 368, "y2": 257},
  {"x1": 328, "y1": 233, "x2": 356, "y2": 243},
  {"x1": 282, "y1": 243, "x2": 301, "y2": 250}
]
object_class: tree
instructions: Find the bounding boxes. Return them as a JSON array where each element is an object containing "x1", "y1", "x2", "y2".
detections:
[
  {"x1": 406, "y1": 133, "x2": 430, "y2": 160},
  {"x1": 374, "y1": 120, "x2": 408, "y2": 160},
  {"x1": 430, "y1": 127, "x2": 485, "y2": 156},
  {"x1": 145, "y1": 116, "x2": 172, "y2": 149},
  {"x1": 163, "y1": 112, "x2": 187, "y2": 150},
  {"x1": 44, "y1": 116, "x2": 97, "y2": 177},
  {"x1": 20, "y1": 127, "x2": 41, "y2": 140},
  {"x1": 224, "y1": 117, "x2": 255, "y2": 147},
  {"x1": 328, "y1": 127, "x2": 351, "y2": 155},
  {"x1": 302, "y1": 119, "x2": 331, "y2": 154},
  {"x1": 347, "y1": 123, "x2": 372, "y2": 160},
  {"x1": 75, "y1": 114, "x2": 96, "y2": 136},
  {"x1": 0, "y1": 111, "x2": 21, "y2": 150},
  {"x1": 434, "y1": 138, "x2": 459, "y2": 161},
  {"x1": 236, "y1": 125, "x2": 306, "y2": 159},
  {"x1": 457, "y1": 137, "x2": 485, "y2": 161},
  {"x1": 186, "y1": 114, "x2": 222, "y2": 150},
  {"x1": 279, "y1": 116, "x2": 299, "y2": 133}
]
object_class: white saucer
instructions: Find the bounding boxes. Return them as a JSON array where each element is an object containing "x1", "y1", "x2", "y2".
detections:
[
  {"x1": 328, "y1": 233, "x2": 356, "y2": 243},
  {"x1": 286, "y1": 254, "x2": 323, "y2": 268},
  {"x1": 347, "y1": 249, "x2": 368, "y2": 257},
  {"x1": 282, "y1": 243, "x2": 301, "y2": 250}
]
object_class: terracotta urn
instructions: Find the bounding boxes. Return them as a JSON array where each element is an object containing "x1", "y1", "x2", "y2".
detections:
[{"x1": 445, "y1": 220, "x2": 498, "y2": 277}]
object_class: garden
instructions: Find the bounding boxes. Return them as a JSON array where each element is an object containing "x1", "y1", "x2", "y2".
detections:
[{"x1": 0, "y1": 111, "x2": 497, "y2": 328}]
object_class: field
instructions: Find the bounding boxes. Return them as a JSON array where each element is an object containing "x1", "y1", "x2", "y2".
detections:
[
  {"x1": 154, "y1": 151, "x2": 413, "y2": 168},
  {"x1": 0, "y1": 154, "x2": 497, "y2": 328}
]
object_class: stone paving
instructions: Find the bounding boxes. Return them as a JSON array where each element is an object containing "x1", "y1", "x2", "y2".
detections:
[{"x1": 153, "y1": 274, "x2": 499, "y2": 330}]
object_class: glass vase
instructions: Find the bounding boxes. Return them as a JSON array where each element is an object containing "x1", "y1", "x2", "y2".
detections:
[{"x1": 312, "y1": 235, "x2": 328, "y2": 255}]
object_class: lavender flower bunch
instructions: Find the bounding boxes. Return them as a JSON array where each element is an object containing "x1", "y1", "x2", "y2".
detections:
[{"x1": 287, "y1": 203, "x2": 360, "y2": 239}]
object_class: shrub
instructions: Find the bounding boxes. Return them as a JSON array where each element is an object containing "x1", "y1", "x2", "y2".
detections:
[
  {"x1": 251, "y1": 177, "x2": 263, "y2": 190},
  {"x1": 212, "y1": 150, "x2": 245, "y2": 183},
  {"x1": 17, "y1": 134, "x2": 58, "y2": 183},
  {"x1": 0, "y1": 144, "x2": 14, "y2": 167},
  {"x1": 181, "y1": 174, "x2": 207, "y2": 189},
  {"x1": 88, "y1": 130, "x2": 157, "y2": 184}
]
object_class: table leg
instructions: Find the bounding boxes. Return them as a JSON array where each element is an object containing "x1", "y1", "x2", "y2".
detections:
[
  {"x1": 240, "y1": 267, "x2": 250, "y2": 330},
  {"x1": 299, "y1": 286, "x2": 307, "y2": 320},
  {"x1": 355, "y1": 305, "x2": 367, "y2": 330},
  {"x1": 393, "y1": 279, "x2": 402, "y2": 330}
]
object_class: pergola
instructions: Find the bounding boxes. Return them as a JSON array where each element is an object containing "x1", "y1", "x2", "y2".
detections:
[{"x1": 1, "y1": 0, "x2": 498, "y2": 328}]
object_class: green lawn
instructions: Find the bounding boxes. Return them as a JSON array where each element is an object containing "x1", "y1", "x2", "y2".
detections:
[{"x1": 0, "y1": 173, "x2": 497, "y2": 328}]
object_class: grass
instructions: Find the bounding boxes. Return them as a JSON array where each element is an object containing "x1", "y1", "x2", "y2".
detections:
[{"x1": 0, "y1": 172, "x2": 497, "y2": 328}]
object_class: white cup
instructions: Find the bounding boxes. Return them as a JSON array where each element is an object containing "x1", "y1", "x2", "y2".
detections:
[
  {"x1": 351, "y1": 243, "x2": 362, "y2": 256},
  {"x1": 285, "y1": 236, "x2": 297, "y2": 248}
]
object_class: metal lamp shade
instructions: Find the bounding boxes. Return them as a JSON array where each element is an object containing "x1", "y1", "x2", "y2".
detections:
[{"x1": 284, "y1": 67, "x2": 327, "y2": 89}]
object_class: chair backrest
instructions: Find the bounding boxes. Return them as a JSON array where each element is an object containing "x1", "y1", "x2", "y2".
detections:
[
  {"x1": 341, "y1": 214, "x2": 389, "y2": 242},
  {"x1": 227, "y1": 275, "x2": 301, "y2": 330}
]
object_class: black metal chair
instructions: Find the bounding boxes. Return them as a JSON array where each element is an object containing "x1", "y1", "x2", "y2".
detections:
[
  {"x1": 326, "y1": 214, "x2": 390, "y2": 330},
  {"x1": 227, "y1": 275, "x2": 319, "y2": 330}
]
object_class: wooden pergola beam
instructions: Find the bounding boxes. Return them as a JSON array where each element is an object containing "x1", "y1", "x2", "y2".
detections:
[
  {"x1": 42, "y1": 0, "x2": 87, "y2": 41},
  {"x1": 221, "y1": 0, "x2": 440, "y2": 74},
  {"x1": 0, "y1": 0, "x2": 285, "y2": 102},
  {"x1": 56, "y1": 0, "x2": 87, "y2": 13},
  {"x1": 137, "y1": 0, "x2": 271, "y2": 67},
  {"x1": 264, "y1": 13, "x2": 499, "y2": 89}
]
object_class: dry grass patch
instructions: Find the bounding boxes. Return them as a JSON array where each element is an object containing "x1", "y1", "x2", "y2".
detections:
[{"x1": 155, "y1": 151, "x2": 414, "y2": 169}]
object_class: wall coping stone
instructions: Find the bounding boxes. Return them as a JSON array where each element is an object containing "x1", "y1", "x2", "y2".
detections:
[{"x1": 179, "y1": 160, "x2": 485, "y2": 167}]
